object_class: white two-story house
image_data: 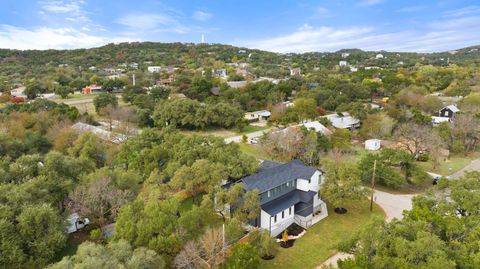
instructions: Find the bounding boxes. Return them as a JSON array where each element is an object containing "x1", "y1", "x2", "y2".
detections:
[{"x1": 241, "y1": 159, "x2": 328, "y2": 237}]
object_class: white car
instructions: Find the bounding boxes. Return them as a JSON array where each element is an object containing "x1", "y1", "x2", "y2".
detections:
[{"x1": 66, "y1": 213, "x2": 90, "y2": 234}]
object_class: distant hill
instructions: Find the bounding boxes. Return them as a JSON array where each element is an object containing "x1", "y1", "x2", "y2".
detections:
[{"x1": 0, "y1": 42, "x2": 479, "y2": 79}]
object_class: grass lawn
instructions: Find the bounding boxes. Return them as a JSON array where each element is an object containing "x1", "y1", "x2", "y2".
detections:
[
  {"x1": 240, "y1": 125, "x2": 269, "y2": 134},
  {"x1": 417, "y1": 154, "x2": 478, "y2": 175},
  {"x1": 345, "y1": 145, "x2": 373, "y2": 163},
  {"x1": 181, "y1": 128, "x2": 238, "y2": 138},
  {"x1": 53, "y1": 231, "x2": 91, "y2": 262},
  {"x1": 54, "y1": 93, "x2": 98, "y2": 101},
  {"x1": 238, "y1": 143, "x2": 273, "y2": 161},
  {"x1": 260, "y1": 199, "x2": 385, "y2": 269}
]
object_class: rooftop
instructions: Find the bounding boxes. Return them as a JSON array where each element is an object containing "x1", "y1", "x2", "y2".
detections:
[{"x1": 242, "y1": 159, "x2": 317, "y2": 193}]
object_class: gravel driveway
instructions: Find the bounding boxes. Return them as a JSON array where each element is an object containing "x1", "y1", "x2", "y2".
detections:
[{"x1": 447, "y1": 159, "x2": 480, "y2": 180}]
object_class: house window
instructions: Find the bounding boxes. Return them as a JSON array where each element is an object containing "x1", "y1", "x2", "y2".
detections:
[
  {"x1": 267, "y1": 190, "x2": 271, "y2": 198},
  {"x1": 282, "y1": 211, "x2": 285, "y2": 219},
  {"x1": 289, "y1": 207, "x2": 292, "y2": 215},
  {"x1": 286, "y1": 181, "x2": 290, "y2": 187},
  {"x1": 308, "y1": 178, "x2": 311, "y2": 184},
  {"x1": 274, "y1": 215, "x2": 277, "y2": 223}
]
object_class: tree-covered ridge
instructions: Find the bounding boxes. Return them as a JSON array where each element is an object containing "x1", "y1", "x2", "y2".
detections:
[{"x1": 1, "y1": 42, "x2": 480, "y2": 80}]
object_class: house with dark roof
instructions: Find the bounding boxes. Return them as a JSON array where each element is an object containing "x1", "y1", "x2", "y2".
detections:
[
  {"x1": 241, "y1": 159, "x2": 328, "y2": 236},
  {"x1": 439, "y1": 105, "x2": 459, "y2": 119}
]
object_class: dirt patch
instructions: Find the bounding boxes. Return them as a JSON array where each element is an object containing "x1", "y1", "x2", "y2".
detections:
[
  {"x1": 280, "y1": 239, "x2": 296, "y2": 248},
  {"x1": 334, "y1": 207, "x2": 348, "y2": 214}
]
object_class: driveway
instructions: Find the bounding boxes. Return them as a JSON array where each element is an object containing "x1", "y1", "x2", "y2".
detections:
[
  {"x1": 372, "y1": 190, "x2": 414, "y2": 222},
  {"x1": 317, "y1": 190, "x2": 414, "y2": 268},
  {"x1": 447, "y1": 159, "x2": 480, "y2": 180},
  {"x1": 224, "y1": 130, "x2": 269, "y2": 144}
]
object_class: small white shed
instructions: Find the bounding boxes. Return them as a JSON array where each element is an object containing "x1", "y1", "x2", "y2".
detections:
[{"x1": 365, "y1": 139, "x2": 381, "y2": 151}]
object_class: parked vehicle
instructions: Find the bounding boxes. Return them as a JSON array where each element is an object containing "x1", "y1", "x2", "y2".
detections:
[{"x1": 66, "y1": 213, "x2": 90, "y2": 234}]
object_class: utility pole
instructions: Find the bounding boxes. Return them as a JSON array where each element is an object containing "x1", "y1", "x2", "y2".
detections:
[
  {"x1": 370, "y1": 160, "x2": 377, "y2": 212},
  {"x1": 222, "y1": 223, "x2": 225, "y2": 260}
]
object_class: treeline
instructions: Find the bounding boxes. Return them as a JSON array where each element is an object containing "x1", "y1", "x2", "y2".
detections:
[{"x1": 153, "y1": 99, "x2": 245, "y2": 130}]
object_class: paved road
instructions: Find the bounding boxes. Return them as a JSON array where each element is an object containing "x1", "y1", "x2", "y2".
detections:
[
  {"x1": 224, "y1": 130, "x2": 269, "y2": 144},
  {"x1": 447, "y1": 159, "x2": 480, "y2": 180},
  {"x1": 60, "y1": 98, "x2": 95, "y2": 105},
  {"x1": 372, "y1": 190, "x2": 414, "y2": 222}
]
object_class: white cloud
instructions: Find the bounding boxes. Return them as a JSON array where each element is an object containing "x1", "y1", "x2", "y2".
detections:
[
  {"x1": 397, "y1": 6, "x2": 424, "y2": 13},
  {"x1": 0, "y1": 25, "x2": 103, "y2": 49},
  {"x1": 444, "y1": 6, "x2": 480, "y2": 17},
  {"x1": 241, "y1": 15, "x2": 480, "y2": 53},
  {"x1": 39, "y1": 0, "x2": 90, "y2": 24},
  {"x1": 116, "y1": 14, "x2": 177, "y2": 30},
  {"x1": 116, "y1": 12, "x2": 209, "y2": 35},
  {"x1": 193, "y1": 11, "x2": 212, "y2": 21},
  {"x1": 358, "y1": 0, "x2": 384, "y2": 7},
  {"x1": 40, "y1": 0, "x2": 85, "y2": 14},
  {"x1": 0, "y1": 25, "x2": 136, "y2": 50}
]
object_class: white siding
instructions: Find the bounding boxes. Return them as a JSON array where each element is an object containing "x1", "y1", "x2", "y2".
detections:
[
  {"x1": 260, "y1": 210, "x2": 271, "y2": 230},
  {"x1": 296, "y1": 171, "x2": 321, "y2": 192},
  {"x1": 260, "y1": 206, "x2": 295, "y2": 237}
]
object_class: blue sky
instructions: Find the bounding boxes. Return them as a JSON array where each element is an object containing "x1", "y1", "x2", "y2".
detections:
[{"x1": 1, "y1": 0, "x2": 480, "y2": 52}]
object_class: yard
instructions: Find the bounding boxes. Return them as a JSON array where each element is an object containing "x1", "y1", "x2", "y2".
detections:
[
  {"x1": 238, "y1": 143, "x2": 273, "y2": 161},
  {"x1": 417, "y1": 153, "x2": 479, "y2": 176},
  {"x1": 181, "y1": 128, "x2": 238, "y2": 138},
  {"x1": 240, "y1": 124, "x2": 269, "y2": 134},
  {"x1": 53, "y1": 230, "x2": 91, "y2": 262},
  {"x1": 260, "y1": 199, "x2": 385, "y2": 269}
]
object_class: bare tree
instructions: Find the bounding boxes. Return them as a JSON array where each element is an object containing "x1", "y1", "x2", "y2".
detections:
[
  {"x1": 452, "y1": 114, "x2": 480, "y2": 153},
  {"x1": 112, "y1": 106, "x2": 139, "y2": 138},
  {"x1": 67, "y1": 177, "x2": 134, "y2": 224},
  {"x1": 174, "y1": 228, "x2": 224, "y2": 269},
  {"x1": 394, "y1": 124, "x2": 432, "y2": 157},
  {"x1": 261, "y1": 127, "x2": 304, "y2": 161},
  {"x1": 394, "y1": 123, "x2": 445, "y2": 168}
]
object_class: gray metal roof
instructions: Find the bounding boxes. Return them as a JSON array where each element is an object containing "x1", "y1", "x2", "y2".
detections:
[
  {"x1": 242, "y1": 159, "x2": 318, "y2": 192},
  {"x1": 262, "y1": 190, "x2": 316, "y2": 216}
]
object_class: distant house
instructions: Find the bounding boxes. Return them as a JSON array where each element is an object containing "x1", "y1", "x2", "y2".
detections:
[
  {"x1": 326, "y1": 113, "x2": 361, "y2": 129},
  {"x1": 300, "y1": 121, "x2": 332, "y2": 136},
  {"x1": 282, "y1": 101, "x2": 294, "y2": 108},
  {"x1": 365, "y1": 139, "x2": 381, "y2": 151},
  {"x1": 214, "y1": 69, "x2": 227, "y2": 79},
  {"x1": 375, "y1": 54, "x2": 384, "y2": 59},
  {"x1": 339, "y1": 61, "x2": 348, "y2": 67},
  {"x1": 341, "y1": 52, "x2": 350, "y2": 58},
  {"x1": 241, "y1": 159, "x2": 328, "y2": 236},
  {"x1": 290, "y1": 68, "x2": 301, "y2": 76},
  {"x1": 147, "y1": 66, "x2": 162, "y2": 73},
  {"x1": 439, "y1": 105, "x2": 459, "y2": 119},
  {"x1": 129, "y1": 63, "x2": 139, "y2": 69},
  {"x1": 82, "y1": 85, "x2": 102, "y2": 94},
  {"x1": 156, "y1": 74, "x2": 175, "y2": 87},
  {"x1": 10, "y1": 87, "x2": 27, "y2": 99},
  {"x1": 244, "y1": 110, "x2": 271, "y2": 122}
]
